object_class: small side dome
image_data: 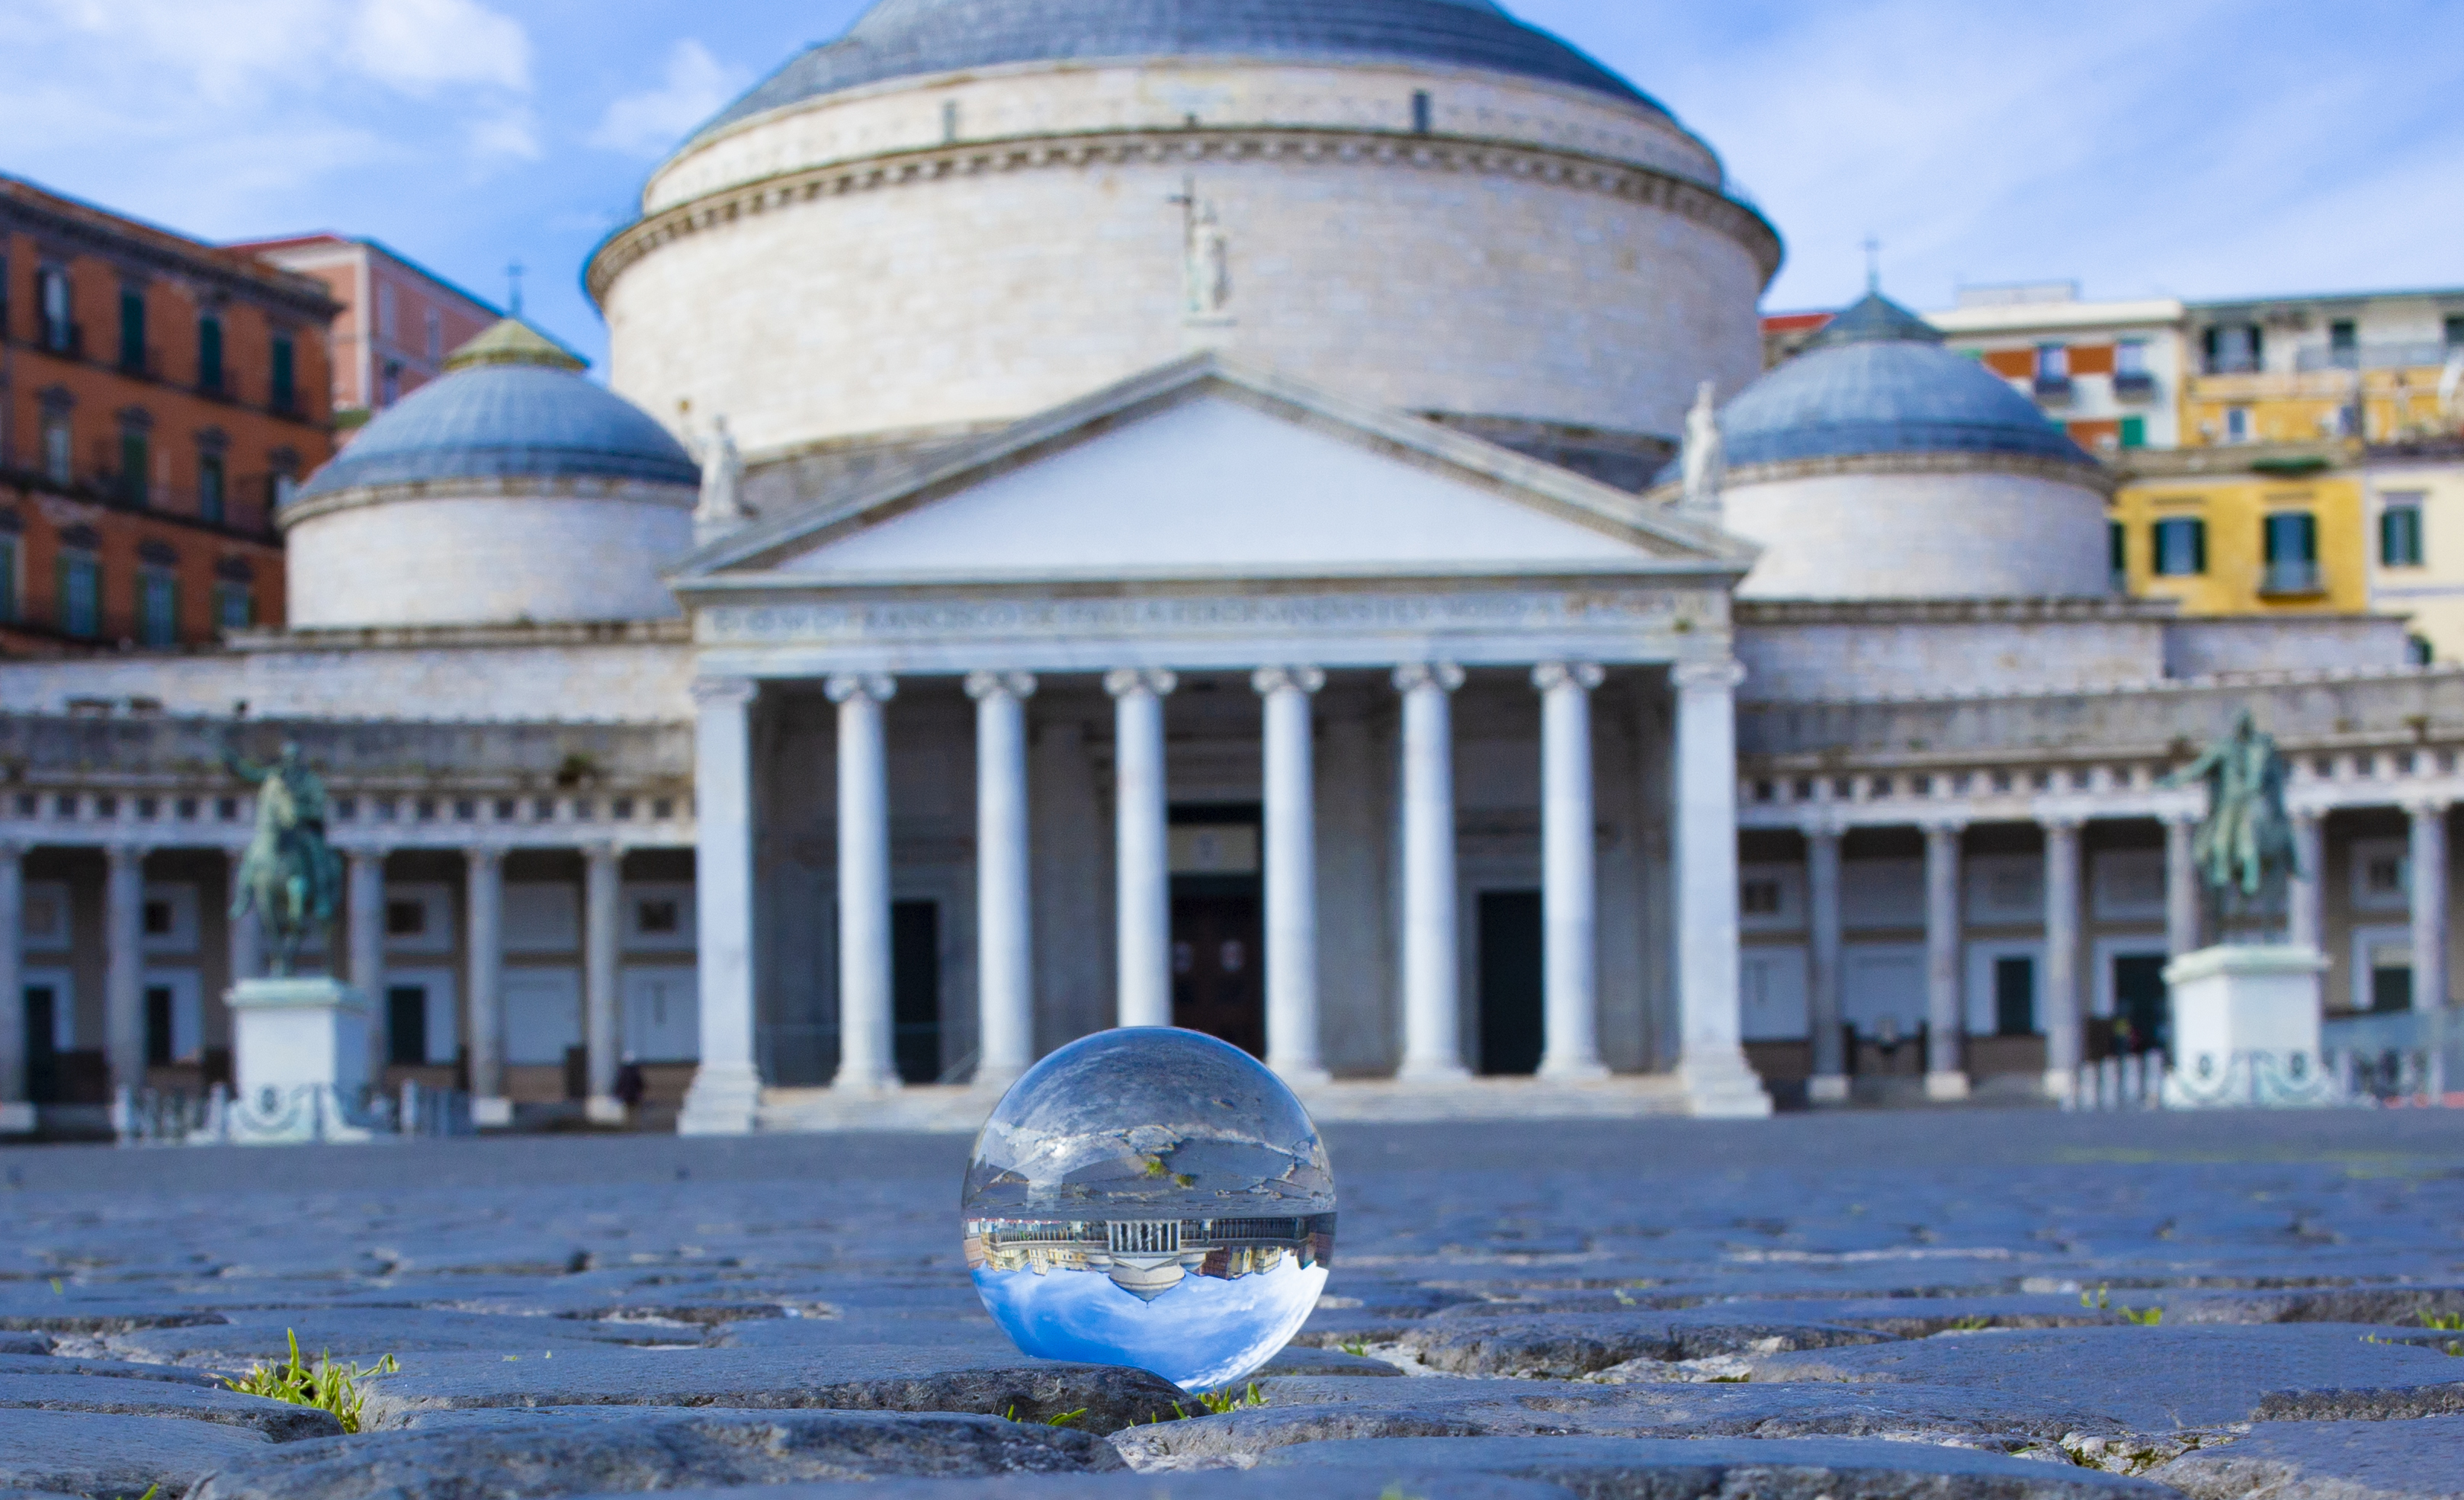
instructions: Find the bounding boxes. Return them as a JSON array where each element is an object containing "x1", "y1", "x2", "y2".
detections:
[
  {"x1": 1689, "y1": 292, "x2": 2114, "y2": 602},
  {"x1": 281, "y1": 319, "x2": 701, "y2": 630},
  {"x1": 296, "y1": 320, "x2": 698, "y2": 498},
  {"x1": 1718, "y1": 293, "x2": 2096, "y2": 472}
]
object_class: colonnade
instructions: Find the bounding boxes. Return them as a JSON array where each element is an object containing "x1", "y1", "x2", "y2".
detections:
[
  {"x1": 682, "y1": 657, "x2": 1761, "y2": 1130},
  {"x1": 0, "y1": 837, "x2": 642, "y2": 1127},
  {"x1": 1790, "y1": 799, "x2": 2457, "y2": 1101}
]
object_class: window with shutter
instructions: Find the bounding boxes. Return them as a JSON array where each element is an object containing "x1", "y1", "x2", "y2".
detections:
[
  {"x1": 0, "y1": 537, "x2": 17, "y2": 623},
  {"x1": 138, "y1": 570, "x2": 178, "y2": 646},
  {"x1": 199, "y1": 454, "x2": 226, "y2": 524},
  {"x1": 2152, "y1": 517, "x2": 2206, "y2": 577},
  {"x1": 198, "y1": 315, "x2": 224, "y2": 392},
  {"x1": 2381, "y1": 495, "x2": 2426, "y2": 568},
  {"x1": 119, "y1": 287, "x2": 146, "y2": 372},
  {"x1": 57, "y1": 553, "x2": 100, "y2": 636},
  {"x1": 271, "y1": 336, "x2": 297, "y2": 412},
  {"x1": 120, "y1": 431, "x2": 149, "y2": 505}
]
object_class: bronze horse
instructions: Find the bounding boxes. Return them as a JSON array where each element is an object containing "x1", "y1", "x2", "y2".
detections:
[{"x1": 226, "y1": 741, "x2": 342, "y2": 976}]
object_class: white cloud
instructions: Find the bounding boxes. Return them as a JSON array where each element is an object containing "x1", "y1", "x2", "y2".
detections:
[
  {"x1": 348, "y1": 0, "x2": 531, "y2": 95},
  {"x1": 589, "y1": 40, "x2": 745, "y2": 156},
  {"x1": 468, "y1": 107, "x2": 544, "y2": 161}
]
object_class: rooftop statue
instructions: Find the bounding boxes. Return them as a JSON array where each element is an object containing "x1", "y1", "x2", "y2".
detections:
[
  {"x1": 695, "y1": 413, "x2": 749, "y2": 540},
  {"x1": 2163, "y1": 710, "x2": 2299, "y2": 937},
  {"x1": 224, "y1": 739, "x2": 342, "y2": 976},
  {"x1": 1680, "y1": 380, "x2": 1724, "y2": 513}
]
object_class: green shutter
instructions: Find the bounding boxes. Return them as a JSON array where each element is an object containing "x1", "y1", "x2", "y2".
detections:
[
  {"x1": 120, "y1": 288, "x2": 145, "y2": 370},
  {"x1": 120, "y1": 432, "x2": 149, "y2": 505},
  {"x1": 271, "y1": 337, "x2": 296, "y2": 409},
  {"x1": 0, "y1": 538, "x2": 16, "y2": 622},
  {"x1": 198, "y1": 316, "x2": 223, "y2": 389},
  {"x1": 2118, "y1": 415, "x2": 2145, "y2": 449},
  {"x1": 2191, "y1": 519, "x2": 2207, "y2": 574}
]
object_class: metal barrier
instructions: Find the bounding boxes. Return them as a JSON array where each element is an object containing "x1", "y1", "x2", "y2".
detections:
[{"x1": 114, "y1": 1082, "x2": 476, "y2": 1145}]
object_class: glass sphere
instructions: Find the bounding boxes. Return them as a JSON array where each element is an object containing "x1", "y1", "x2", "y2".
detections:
[{"x1": 962, "y1": 1027, "x2": 1336, "y2": 1392}]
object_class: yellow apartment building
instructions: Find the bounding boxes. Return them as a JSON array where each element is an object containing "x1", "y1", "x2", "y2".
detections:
[{"x1": 2112, "y1": 446, "x2": 2370, "y2": 618}]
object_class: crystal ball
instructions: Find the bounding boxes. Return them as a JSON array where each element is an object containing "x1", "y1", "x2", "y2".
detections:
[{"x1": 962, "y1": 1027, "x2": 1336, "y2": 1392}]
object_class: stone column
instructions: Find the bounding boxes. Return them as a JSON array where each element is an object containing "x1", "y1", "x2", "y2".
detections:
[
  {"x1": 1804, "y1": 819, "x2": 1848, "y2": 1103},
  {"x1": 2289, "y1": 809, "x2": 2325, "y2": 952},
  {"x1": 829, "y1": 672, "x2": 900, "y2": 1091},
  {"x1": 1256, "y1": 666, "x2": 1329, "y2": 1085},
  {"x1": 1921, "y1": 819, "x2": 1968, "y2": 1099},
  {"x1": 1105, "y1": 668, "x2": 1177, "y2": 1030},
  {"x1": 679, "y1": 676, "x2": 762, "y2": 1135},
  {"x1": 2042, "y1": 816, "x2": 2085, "y2": 1099},
  {"x1": 1671, "y1": 660, "x2": 1771, "y2": 1116},
  {"x1": 2409, "y1": 800, "x2": 2450, "y2": 1019},
  {"x1": 968, "y1": 671, "x2": 1038, "y2": 1088},
  {"x1": 466, "y1": 846, "x2": 507, "y2": 1126},
  {"x1": 2164, "y1": 812, "x2": 2202, "y2": 957},
  {"x1": 105, "y1": 844, "x2": 148, "y2": 1093},
  {"x1": 347, "y1": 849, "x2": 386, "y2": 1082},
  {"x1": 680, "y1": 675, "x2": 753, "y2": 1128},
  {"x1": 1535, "y1": 661, "x2": 1608, "y2": 1081},
  {"x1": 1394, "y1": 662, "x2": 1468, "y2": 1081},
  {"x1": 582, "y1": 842, "x2": 623, "y2": 1123},
  {"x1": 226, "y1": 848, "x2": 262, "y2": 985},
  {"x1": 0, "y1": 844, "x2": 26, "y2": 1132}
]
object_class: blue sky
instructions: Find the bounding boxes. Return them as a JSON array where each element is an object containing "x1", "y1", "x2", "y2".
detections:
[{"x1": 8, "y1": 0, "x2": 2459, "y2": 370}]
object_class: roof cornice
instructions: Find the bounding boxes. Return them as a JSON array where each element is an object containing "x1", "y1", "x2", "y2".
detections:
[
  {"x1": 587, "y1": 124, "x2": 1780, "y2": 305},
  {"x1": 0, "y1": 188, "x2": 341, "y2": 322}
]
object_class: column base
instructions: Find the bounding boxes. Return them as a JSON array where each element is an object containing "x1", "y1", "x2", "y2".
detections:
[
  {"x1": 678, "y1": 1061, "x2": 763, "y2": 1136},
  {"x1": 830, "y1": 1068, "x2": 905, "y2": 1095},
  {"x1": 583, "y1": 1096, "x2": 627, "y2": 1127},
  {"x1": 1805, "y1": 1073, "x2": 1850, "y2": 1104},
  {"x1": 0, "y1": 1102, "x2": 36, "y2": 1134},
  {"x1": 1923, "y1": 1071, "x2": 1972, "y2": 1102},
  {"x1": 1679, "y1": 1047, "x2": 1773, "y2": 1118},
  {"x1": 2042, "y1": 1068, "x2": 2078, "y2": 1104},
  {"x1": 1271, "y1": 1060, "x2": 1333, "y2": 1090},
  {"x1": 470, "y1": 1096, "x2": 514, "y2": 1129},
  {"x1": 1537, "y1": 1056, "x2": 1611, "y2": 1082},
  {"x1": 1397, "y1": 1059, "x2": 1471, "y2": 1084}
]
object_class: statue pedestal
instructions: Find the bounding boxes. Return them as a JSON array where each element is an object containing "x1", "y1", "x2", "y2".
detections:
[
  {"x1": 205, "y1": 977, "x2": 386, "y2": 1144},
  {"x1": 2162, "y1": 944, "x2": 2341, "y2": 1107}
]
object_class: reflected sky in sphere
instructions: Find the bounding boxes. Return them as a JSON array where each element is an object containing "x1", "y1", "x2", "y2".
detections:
[{"x1": 961, "y1": 1027, "x2": 1336, "y2": 1392}]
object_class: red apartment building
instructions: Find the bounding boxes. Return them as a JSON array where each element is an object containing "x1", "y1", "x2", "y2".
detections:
[
  {"x1": 230, "y1": 235, "x2": 500, "y2": 433},
  {"x1": 0, "y1": 175, "x2": 336, "y2": 655}
]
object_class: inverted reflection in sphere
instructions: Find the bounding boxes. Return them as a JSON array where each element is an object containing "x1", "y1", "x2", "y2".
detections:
[{"x1": 962, "y1": 1028, "x2": 1336, "y2": 1392}]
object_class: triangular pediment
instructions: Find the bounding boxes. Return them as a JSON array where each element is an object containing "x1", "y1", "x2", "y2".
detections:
[{"x1": 673, "y1": 356, "x2": 1754, "y2": 589}]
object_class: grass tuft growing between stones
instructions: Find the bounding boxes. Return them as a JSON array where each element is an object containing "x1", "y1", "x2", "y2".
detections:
[
  {"x1": 2081, "y1": 1284, "x2": 2162, "y2": 1325},
  {"x1": 1141, "y1": 1382, "x2": 1268, "y2": 1421},
  {"x1": 223, "y1": 1329, "x2": 399, "y2": 1434}
]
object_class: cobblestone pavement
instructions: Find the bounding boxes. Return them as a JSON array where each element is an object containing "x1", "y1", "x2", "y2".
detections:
[{"x1": 2, "y1": 1109, "x2": 2461, "y2": 1498}]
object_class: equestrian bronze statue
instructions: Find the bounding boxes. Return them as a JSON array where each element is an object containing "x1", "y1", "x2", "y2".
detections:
[
  {"x1": 225, "y1": 739, "x2": 342, "y2": 976},
  {"x1": 2162, "y1": 710, "x2": 2299, "y2": 939}
]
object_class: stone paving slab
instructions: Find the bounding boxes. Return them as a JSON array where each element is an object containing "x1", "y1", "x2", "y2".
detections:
[
  {"x1": 1395, "y1": 1307, "x2": 1896, "y2": 1376},
  {"x1": 563, "y1": 1476, "x2": 1579, "y2": 1499},
  {"x1": 0, "y1": 1351, "x2": 228, "y2": 1385},
  {"x1": 1254, "y1": 1434, "x2": 2182, "y2": 1498},
  {"x1": 1109, "y1": 1373, "x2": 2135, "y2": 1470},
  {"x1": 355, "y1": 1344, "x2": 1191, "y2": 1433},
  {"x1": 2151, "y1": 1414, "x2": 2464, "y2": 1498},
  {"x1": 104, "y1": 1305, "x2": 695, "y2": 1367},
  {"x1": 0, "y1": 1370, "x2": 343, "y2": 1441},
  {"x1": 0, "y1": 1407, "x2": 274, "y2": 1495},
  {"x1": 185, "y1": 1409, "x2": 1119, "y2": 1500},
  {"x1": 1744, "y1": 1323, "x2": 2464, "y2": 1428}
]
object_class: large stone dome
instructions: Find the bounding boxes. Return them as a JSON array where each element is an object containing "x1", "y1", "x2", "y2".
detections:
[
  {"x1": 592, "y1": 0, "x2": 1776, "y2": 511},
  {"x1": 1696, "y1": 293, "x2": 2114, "y2": 602},
  {"x1": 695, "y1": 0, "x2": 1658, "y2": 143},
  {"x1": 282, "y1": 322, "x2": 699, "y2": 629}
]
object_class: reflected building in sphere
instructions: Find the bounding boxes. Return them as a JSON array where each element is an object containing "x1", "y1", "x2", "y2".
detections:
[
  {"x1": 0, "y1": 0, "x2": 2454, "y2": 1137},
  {"x1": 964, "y1": 1213, "x2": 1336, "y2": 1301}
]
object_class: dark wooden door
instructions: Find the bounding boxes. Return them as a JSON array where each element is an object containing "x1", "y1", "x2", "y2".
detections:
[
  {"x1": 1478, "y1": 890, "x2": 1544, "y2": 1075},
  {"x1": 2113, "y1": 954, "x2": 2170, "y2": 1048},
  {"x1": 893, "y1": 899, "x2": 942, "y2": 1084},
  {"x1": 1172, "y1": 894, "x2": 1262, "y2": 1056},
  {"x1": 23, "y1": 984, "x2": 58, "y2": 1105}
]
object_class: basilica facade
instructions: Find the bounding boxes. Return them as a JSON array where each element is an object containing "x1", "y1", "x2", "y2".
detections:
[{"x1": 0, "y1": 0, "x2": 2450, "y2": 1135}]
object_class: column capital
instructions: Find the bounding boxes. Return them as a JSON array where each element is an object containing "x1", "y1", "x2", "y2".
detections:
[
  {"x1": 2160, "y1": 807, "x2": 2202, "y2": 829},
  {"x1": 691, "y1": 675, "x2": 759, "y2": 710},
  {"x1": 825, "y1": 672, "x2": 897, "y2": 705},
  {"x1": 964, "y1": 670, "x2": 1038, "y2": 702},
  {"x1": 1917, "y1": 815, "x2": 1969, "y2": 838},
  {"x1": 1391, "y1": 662, "x2": 1465, "y2": 694},
  {"x1": 2405, "y1": 796, "x2": 2455, "y2": 819},
  {"x1": 1671, "y1": 658, "x2": 1747, "y2": 693},
  {"x1": 345, "y1": 845, "x2": 392, "y2": 868},
  {"x1": 1797, "y1": 811, "x2": 1848, "y2": 841},
  {"x1": 2036, "y1": 812, "x2": 2087, "y2": 835},
  {"x1": 466, "y1": 845, "x2": 507, "y2": 871},
  {"x1": 1252, "y1": 665, "x2": 1326, "y2": 696},
  {"x1": 581, "y1": 840, "x2": 622, "y2": 866},
  {"x1": 1103, "y1": 667, "x2": 1177, "y2": 698},
  {"x1": 104, "y1": 841, "x2": 155, "y2": 866},
  {"x1": 1532, "y1": 661, "x2": 1606, "y2": 693}
]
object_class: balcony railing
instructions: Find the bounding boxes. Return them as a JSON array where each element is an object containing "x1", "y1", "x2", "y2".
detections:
[
  {"x1": 2260, "y1": 559, "x2": 2324, "y2": 596},
  {"x1": 2295, "y1": 341, "x2": 2461, "y2": 373},
  {"x1": 2032, "y1": 374, "x2": 2074, "y2": 401},
  {"x1": 2112, "y1": 370, "x2": 2158, "y2": 401}
]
